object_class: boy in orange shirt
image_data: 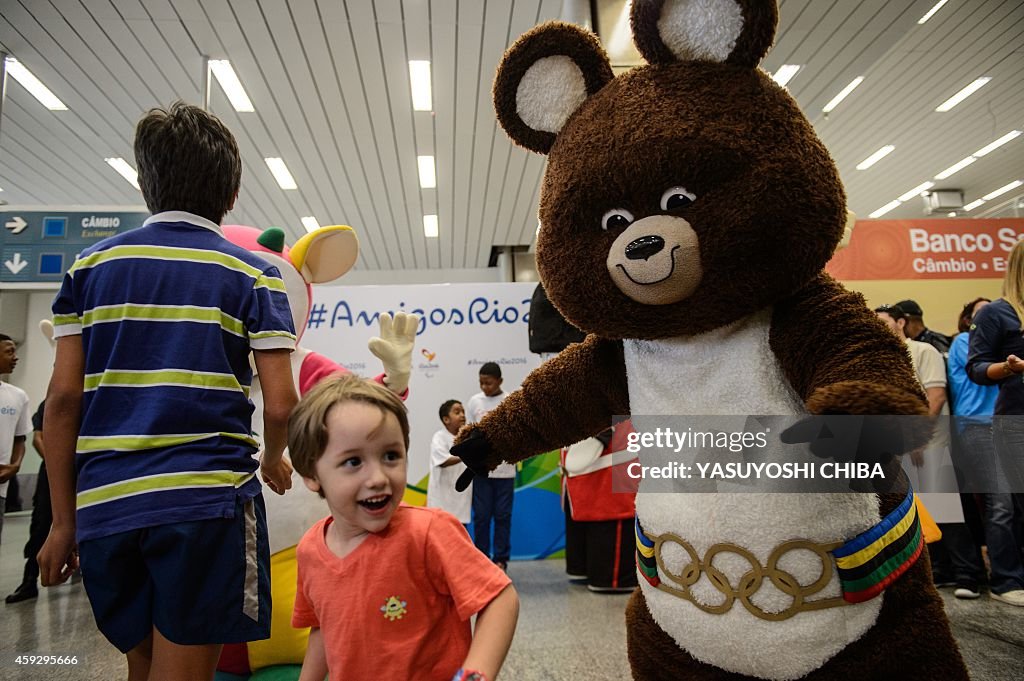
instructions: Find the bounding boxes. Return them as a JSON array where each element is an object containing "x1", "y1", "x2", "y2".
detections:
[{"x1": 288, "y1": 375, "x2": 518, "y2": 681}]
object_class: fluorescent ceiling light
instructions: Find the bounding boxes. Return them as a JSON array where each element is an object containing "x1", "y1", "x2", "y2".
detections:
[
  {"x1": 604, "y1": 0, "x2": 634, "y2": 59},
  {"x1": 208, "y1": 60, "x2": 254, "y2": 112},
  {"x1": 869, "y1": 200, "x2": 901, "y2": 219},
  {"x1": 772, "y1": 64, "x2": 800, "y2": 87},
  {"x1": 265, "y1": 158, "x2": 297, "y2": 190},
  {"x1": 104, "y1": 158, "x2": 140, "y2": 190},
  {"x1": 4, "y1": 58, "x2": 67, "y2": 110},
  {"x1": 973, "y1": 130, "x2": 1022, "y2": 157},
  {"x1": 856, "y1": 145, "x2": 895, "y2": 170},
  {"x1": 897, "y1": 181, "x2": 934, "y2": 202},
  {"x1": 417, "y1": 155, "x2": 436, "y2": 189},
  {"x1": 981, "y1": 180, "x2": 1023, "y2": 201},
  {"x1": 423, "y1": 214, "x2": 438, "y2": 238},
  {"x1": 918, "y1": 0, "x2": 949, "y2": 24},
  {"x1": 934, "y1": 155, "x2": 976, "y2": 180},
  {"x1": 300, "y1": 216, "x2": 320, "y2": 233},
  {"x1": 935, "y1": 77, "x2": 991, "y2": 112},
  {"x1": 822, "y1": 76, "x2": 864, "y2": 113},
  {"x1": 409, "y1": 61, "x2": 432, "y2": 111},
  {"x1": 963, "y1": 199, "x2": 986, "y2": 212}
]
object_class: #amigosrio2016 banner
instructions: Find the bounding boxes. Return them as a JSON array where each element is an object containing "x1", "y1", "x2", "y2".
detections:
[
  {"x1": 826, "y1": 219, "x2": 1024, "y2": 280},
  {"x1": 301, "y1": 282, "x2": 566, "y2": 559}
]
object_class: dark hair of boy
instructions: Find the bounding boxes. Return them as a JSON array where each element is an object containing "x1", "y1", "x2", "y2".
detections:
[
  {"x1": 479, "y1": 362, "x2": 501, "y2": 379},
  {"x1": 134, "y1": 101, "x2": 242, "y2": 224},
  {"x1": 439, "y1": 399, "x2": 462, "y2": 422},
  {"x1": 0, "y1": 333, "x2": 11, "y2": 343},
  {"x1": 874, "y1": 304, "x2": 906, "y2": 322},
  {"x1": 958, "y1": 297, "x2": 991, "y2": 333}
]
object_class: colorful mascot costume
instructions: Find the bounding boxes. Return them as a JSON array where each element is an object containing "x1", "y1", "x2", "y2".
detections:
[
  {"x1": 561, "y1": 423, "x2": 638, "y2": 592},
  {"x1": 215, "y1": 224, "x2": 415, "y2": 680},
  {"x1": 453, "y1": 1, "x2": 970, "y2": 679}
]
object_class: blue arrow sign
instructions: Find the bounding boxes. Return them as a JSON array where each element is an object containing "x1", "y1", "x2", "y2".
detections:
[{"x1": 0, "y1": 209, "x2": 149, "y2": 282}]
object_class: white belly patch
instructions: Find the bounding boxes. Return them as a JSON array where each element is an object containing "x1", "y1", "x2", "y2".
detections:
[{"x1": 623, "y1": 310, "x2": 883, "y2": 680}]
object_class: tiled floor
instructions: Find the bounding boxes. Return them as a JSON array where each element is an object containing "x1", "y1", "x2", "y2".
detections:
[{"x1": 2, "y1": 513, "x2": 1022, "y2": 680}]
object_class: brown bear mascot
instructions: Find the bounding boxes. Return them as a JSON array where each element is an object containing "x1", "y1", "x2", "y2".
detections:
[{"x1": 452, "y1": 1, "x2": 970, "y2": 679}]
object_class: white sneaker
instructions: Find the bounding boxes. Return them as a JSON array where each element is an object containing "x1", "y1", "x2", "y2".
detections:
[
  {"x1": 954, "y1": 586, "x2": 980, "y2": 599},
  {"x1": 990, "y1": 589, "x2": 1024, "y2": 606}
]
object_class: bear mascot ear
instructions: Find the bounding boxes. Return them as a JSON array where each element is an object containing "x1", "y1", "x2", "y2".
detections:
[
  {"x1": 493, "y1": 21, "x2": 614, "y2": 154},
  {"x1": 631, "y1": 0, "x2": 777, "y2": 68}
]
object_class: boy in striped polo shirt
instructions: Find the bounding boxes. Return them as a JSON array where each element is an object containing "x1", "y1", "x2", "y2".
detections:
[{"x1": 38, "y1": 102, "x2": 298, "y2": 681}]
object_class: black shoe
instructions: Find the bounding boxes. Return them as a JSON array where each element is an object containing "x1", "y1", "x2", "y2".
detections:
[
  {"x1": 5, "y1": 583, "x2": 38, "y2": 604},
  {"x1": 587, "y1": 584, "x2": 636, "y2": 593}
]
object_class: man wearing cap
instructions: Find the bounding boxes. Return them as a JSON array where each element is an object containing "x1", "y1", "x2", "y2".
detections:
[{"x1": 896, "y1": 299, "x2": 952, "y2": 356}]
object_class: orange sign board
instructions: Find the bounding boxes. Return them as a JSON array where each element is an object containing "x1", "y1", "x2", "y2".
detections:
[{"x1": 826, "y1": 219, "x2": 1024, "y2": 280}]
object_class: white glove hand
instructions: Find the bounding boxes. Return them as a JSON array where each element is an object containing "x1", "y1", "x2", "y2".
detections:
[{"x1": 368, "y1": 312, "x2": 418, "y2": 395}]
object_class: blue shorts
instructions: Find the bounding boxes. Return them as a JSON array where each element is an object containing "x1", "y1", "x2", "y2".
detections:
[{"x1": 79, "y1": 494, "x2": 271, "y2": 653}]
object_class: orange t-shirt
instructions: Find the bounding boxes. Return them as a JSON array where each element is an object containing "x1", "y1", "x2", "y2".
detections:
[{"x1": 293, "y1": 504, "x2": 511, "y2": 681}]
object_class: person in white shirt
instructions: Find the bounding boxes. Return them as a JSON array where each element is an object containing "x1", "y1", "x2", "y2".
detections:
[
  {"x1": 0, "y1": 333, "x2": 32, "y2": 545},
  {"x1": 465, "y1": 362, "x2": 514, "y2": 570},
  {"x1": 426, "y1": 400, "x2": 471, "y2": 526}
]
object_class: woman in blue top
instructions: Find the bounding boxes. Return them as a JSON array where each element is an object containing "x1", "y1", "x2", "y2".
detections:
[{"x1": 966, "y1": 239, "x2": 1024, "y2": 607}]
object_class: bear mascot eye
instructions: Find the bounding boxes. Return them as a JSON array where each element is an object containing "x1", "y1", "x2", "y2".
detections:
[
  {"x1": 660, "y1": 187, "x2": 696, "y2": 211},
  {"x1": 602, "y1": 208, "x2": 635, "y2": 231}
]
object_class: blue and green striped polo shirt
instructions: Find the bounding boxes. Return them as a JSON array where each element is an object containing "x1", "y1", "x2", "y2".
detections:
[{"x1": 51, "y1": 211, "x2": 296, "y2": 541}]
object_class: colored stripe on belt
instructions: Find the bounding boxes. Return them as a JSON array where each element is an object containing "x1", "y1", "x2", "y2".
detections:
[
  {"x1": 635, "y1": 516, "x2": 660, "y2": 587},
  {"x1": 833, "y1": 488, "x2": 923, "y2": 603}
]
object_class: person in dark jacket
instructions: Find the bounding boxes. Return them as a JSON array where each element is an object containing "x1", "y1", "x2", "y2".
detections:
[
  {"x1": 5, "y1": 401, "x2": 48, "y2": 603},
  {"x1": 966, "y1": 239, "x2": 1024, "y2": 607}
]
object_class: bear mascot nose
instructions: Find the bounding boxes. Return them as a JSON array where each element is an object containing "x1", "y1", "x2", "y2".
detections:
[{"x1": 626, "y1": 235, "x2": 665, "y2": 260}]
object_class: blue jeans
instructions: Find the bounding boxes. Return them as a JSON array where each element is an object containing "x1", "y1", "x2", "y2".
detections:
[
  {"x1": 993, "y1": 416, "x2": 1024, "y2": 493},
  {"x1": 960, "y1": 423, "x2": 1024, "y2": 594},
  {"x1": 472, "y1": 477, "x2": 514, "y2": 562}
]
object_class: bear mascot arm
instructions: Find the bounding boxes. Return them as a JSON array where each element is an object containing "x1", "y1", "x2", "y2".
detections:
[{"x1": 454, "y1": 2, "x2": 969, "y2": 680}]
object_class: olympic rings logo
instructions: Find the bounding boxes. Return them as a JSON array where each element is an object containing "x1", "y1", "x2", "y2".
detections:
[{"x1": 648, "y1": 532, "x2": 849, "y2": 621}]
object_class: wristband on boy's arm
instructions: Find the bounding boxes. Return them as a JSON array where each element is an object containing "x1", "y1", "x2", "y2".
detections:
[{"x1": 452, "y1": 670, "x2": 487, "y2": 681}]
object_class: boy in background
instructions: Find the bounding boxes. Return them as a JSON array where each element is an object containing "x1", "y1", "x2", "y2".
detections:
[
  {"x1": 0, "y1": 334, "x2": 32, "y2": 544},
  {"x1": 38, "y1": 101, "x2": 298, "y2": 681},
  {"x1": 465, "y1": 362, "x2": 514, "y2": 570},
  {"x1": 289, "y1": 375, "x2": 518, "y2": 681},
  {"x1": 427, "y1": 399, "x2": 471, "y2": 527}
]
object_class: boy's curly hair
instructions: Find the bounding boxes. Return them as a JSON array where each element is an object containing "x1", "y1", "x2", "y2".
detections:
[{"x1": 288, "y1": 374, "x2": 410, "y2": 480}]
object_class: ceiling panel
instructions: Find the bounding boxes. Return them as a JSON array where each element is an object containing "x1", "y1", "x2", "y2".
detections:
[{"x1": 2, "y1": 0, "x2": 1023, "y2": 272}]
